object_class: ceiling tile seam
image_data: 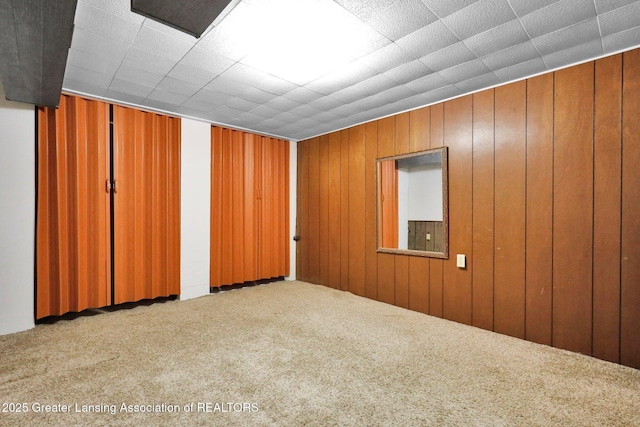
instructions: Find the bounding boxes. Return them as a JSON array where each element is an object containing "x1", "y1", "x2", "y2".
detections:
[
  {"x1": 505, "y1": 0, "x2": 549, "y2": 70},
  {"x1": 104, "y1": 16, "x2": 148, "y2": 98},
  {"x1": 593, "y1": 0, "x2": 606, "y2": 53},
  {"x1": 296, "y1": 43, "x2": 640, "y2": 142}
]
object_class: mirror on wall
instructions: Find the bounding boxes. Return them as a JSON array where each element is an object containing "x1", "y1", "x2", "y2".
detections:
[{"x1": 376, "y1": 147, "x2": 448, "y2": 259}]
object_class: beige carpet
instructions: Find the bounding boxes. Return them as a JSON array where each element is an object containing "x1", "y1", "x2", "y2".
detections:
[{"x1": 0, "y1": 281, "x2": 638, "y2": 426}]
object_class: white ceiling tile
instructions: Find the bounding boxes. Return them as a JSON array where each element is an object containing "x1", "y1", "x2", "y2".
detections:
[
  {"x1": 108, "y1": 78, "x2": 155, "y2": 98},
  {"x1": 156, "y1": 77, "x2": 201, "y2": 97},
  {"x1": 122, "y1": 47, "x2": 177, "y2": 75},
  {"x1": 419, "y1": 0, "x2": 481, "y2": 18},
  {"x1": 175, "y1": 106, "x2": 210, "y2": 118},
  {"x1": 507, "y1": 0, "x2": 560, "y2": 17},
  {"x1": 314, "y1": 110, "x2": 343, "y2": 124},
  {"x1": 167, "y1": 63, "x2": 217, "y2": 87},
  {"x1": 542, "y1": 38, "x2": 603, "y2": 69},
  {"x1": 454, "y1": 72, "x2": 501, "y2": 92},
  {"x1": 179, "y1": 48, "x2": 235, "y2": 76},
  {"x1": 396, "y1": 21, "x2": 460, "y2": 58},
  {"x1": 64, "y1": 65, "x2": 114, "y2": 88},
  {"x1": 205, "y1": 75, "x2": 249, "y2": 95},
  {"x1": 493, "y1": 57, "x2": 547, "y2": 81},
  {"x1": 358, "y1": 43, "x2": 416, "y2": 73},
  {"x1": 333, "y1": 0, "x2": 402, "y2": 21},
  {"x1": 63, "y1": 78, "x2": 108, "y2": 97},
  {"x1": 270, "y1": 111, "x2": 304, "y2": 124},
  {"x1": 147, "y1": 88, "x2": 190, "y2": 105},
  {"x1": 250, "y1": 74, "x2": 299, "y2": 96},
  {"x1": 71, "y1": 28, "x2": 129, "y2": 63},
  {"x1": 519, "y1": 0, "x2": 597, "y2": 38},
  {"x1": 132, "y1": 25, "x2": 194, "y2": 61},
  {"x1": 366, "y1": 0, "x2": 438, "y2": 40},
  {"x1": 66, "y1": 48, "x2": 121, "y2": 76},
  {"x1": 481, "y1": 41, "x2": 540, "y2": 71},
  {"x1": 420, "y1": 42, "x2": 476, "y2": 71},
  {"x1": 195, "y1": 2, "x2": 255, "y2": 61},
  {"x1": 354, "y1": 84, "x2": 415, "y2": 109},
  {"x1": 598, "y1": 2, "x2": 640, "y2": 37},
  {"x1": 181, "y1": 97, "x2": 218, "y2": 113},
  {"x1": 421, "y1": 85, "x2": 463, "y2": 103},
  {"x1": 331, "y1": 74, "x2": 398, "y2": 103},
  {"x1": 283, "y1": 87, "x2": 323, "y2": 104},
  {"x1": 463, "y1": 19, "x2": 530, "y2": 57},
  {"x1": 239, "y1": 87, "x2": 278, "y2": 104},
  {"x1": 226, "y1": 96, "x2": 260, "y2": 111},
  {"x1": 532, "y1": 18, "x2": 601, "y2": 56},
  {"x1": 307, "y1": 96, "x2": 344, "y2": 111},
  {"x1": 439, "y1": 59, "x2": 492, "y2": 82},
  {"x1": 288, "y1": 104, "x2": 323, "y2": 119},
  {"x1": 103, "y1": 89, "x2": 147, "y2": 106},
  {"x1": 79, "y1": 0, "x2": 145, "y2": 23},
  {"x1": 594, "y1": 0, "x2": 640, "y2": 14},
  {"x1": 188, "y1": 88, "x2": 234, "y2": 107},
  {"x1": 329, "y1": 103, "x2": 365, "y2": 118},
  {"x1": 144, "y1": 98, "x2": 182, "y2": 112},
  {"x1": 142, "y1": 17, "x2": 201, "y2": 44},
  {"x1": 306, "y1": 61, "x2": 378, "y2": 95},
  {"x1": 264, "y1": 96, "x2": 302, "y2": 112},
  {"x1": 74, "y1": 2, "x2": 141, "y2": 44},
  {"x1": 602, "y1": 26, "x2": 640, "y2": 53},
  {"x1": 114, "y1": 63, "x2": 165, "y2": 87},
  {"x1": 383, "y1": 60, "x2": 433, "y2": 84},
  {"x1": 404, "y1": 72, "x2": 450, "y2": 93},
  {"x1": 443, "y1": 0, "x2": 516, "y2": 39},
  {"x1": 237, "y1": 111, "x2": 266, "y2": 125}
]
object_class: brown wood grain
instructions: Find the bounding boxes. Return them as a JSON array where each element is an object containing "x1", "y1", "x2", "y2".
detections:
[
  {"x1": 621, "y1": 49, "x2": 640, "y2": 369},
  {"x1": 365, "y1": 122, "x2": 379, "y2": 299},
  {"x1": 210, "y1": 127, "x2": 223, "y2": 286},
  {"x1": 328, "y1": 132, "x2": 342, "y2": 289},
  {"x1": 394, "y1": 255, "x2": 409, "y2": 309},
  {"x1": 525, "y1": 73, "x2": 554, "y2": 346},
  {"x1": 408, "y1": 256, "x2": 429, "y2": 314},
  {"x1": 318, "y1": 135, "x2": 330, "y2": 287},
  {"x1": 593, "y1": 54, "x2": 622, "y2": 363},
  {"x1": 296, "y1": 140, "x2": 309, "y2": 281},
  {"x1": 348, "y1": 125, "x2": 366, "y2": 296},
  {"x1": 410, "y1": 107, "x2": 430, "y2": 152},
  {"x1": 443, "y1": 96, "x2": 473, "y2": 326},
  {"x1": 429, "y1": 103, "x2": 444, "y2": 318},
  {"x1": 307, "y1": 137, "x2": 320, "y2": 284},
  {"x1": 340, "y1": 130, "x2": 350, "y2": 291},
  {"x1": 471, "y1": 89, "x2": 495, "y2": 331},
  {"x1": 494, "y1": 81, "x2": 526, "y2": 339},
  {"x1": 377, "y1": 253, "x2": 395, "y2": 304},
  {"x1": 553, "y1": 63, "x2": 594, "y2": 355},
  {"x1": 395, "y1": 112, "x2": 410, "y2": 155},
  {"x1": 377, "y1": 116, "x2": 395, "y2": 158}
]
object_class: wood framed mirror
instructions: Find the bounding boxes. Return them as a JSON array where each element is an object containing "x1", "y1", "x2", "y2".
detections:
[{"x1": 376, "y1": 147, "x2": 449, "y2": 259}]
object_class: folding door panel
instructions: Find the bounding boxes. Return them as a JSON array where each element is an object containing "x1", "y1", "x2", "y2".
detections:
[
  {"x1": 112, "y1": 106, "x2": 180, "y2": 304},
  {"x1": 36, "y1": 96, "x2": 110, "y2": 319}
]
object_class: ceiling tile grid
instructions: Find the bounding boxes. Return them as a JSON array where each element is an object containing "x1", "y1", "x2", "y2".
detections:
[{"x1": 56, "y1": 0, "x2": 640, "y2": 141}]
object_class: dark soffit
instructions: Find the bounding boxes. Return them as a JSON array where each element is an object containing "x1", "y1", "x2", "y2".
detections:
[
  {"x1": 131, "y1": 0, "x2": 233, "y2": 38},
  {"x1": 0, "y1": 0, "x2": 77, "y2": 107}
]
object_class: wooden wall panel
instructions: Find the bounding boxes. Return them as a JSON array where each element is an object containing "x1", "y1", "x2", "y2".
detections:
[
  {"x1": 593, "y1": 55, "x2": 622, "y2": 363},
  {"x1": 552, "y1": 63, "x2": 594, "y2": 355},
  {"x1": 525, "y1": 73, "x2": 554, "y2": 346},
  {"x1": 621, "y1": 49, "x2": 640, "y2": 369},
  {"x1": 471, "y1": 89, "x2": 495, "y2": 331},
  {"x1": 36, "y1": 96, "x2": 110, "y2": 319},
  {"x1": 442, "y1": 96, "x2": 473, "y2": 325},
  {"x1": 307, "y1": 138, "x2": 320, "y2": 285},
  {"x1": 296, "y1": 49, "x2": 640, "y2": 369},
  {"x1": 296, "y1": 140, "x2": 309, "y2": 282},
  {"x1": 328, "y1": 132, "x2": 342, "y2": 289},
  {"x1": 365, "y1": 122, "x2": 379, "y2": 300},
  {"x1": 113, "y1": 106, "x2": 180, "y2": 304},
  {"x1": 340, "y1": 130, "x2": 350, "y2": 291},
  {"x1": 408, "y1": 256, "x2": 429, "y2": 314},
  {"x1": 318, "y1": 135, "x2": 329, "y2": 287},
  {"x1": 494, "y1": 82, "x2": 526, "y2": 339},
  {"x1": 348, "y1": 125, "x2": 366, "y2": 296},
  {"x1": 429, "y1": 104, "x2": 444, "y2": 318}
]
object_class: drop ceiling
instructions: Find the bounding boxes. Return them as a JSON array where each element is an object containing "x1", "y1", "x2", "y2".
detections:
[{"x1": 45, "y1": 0, "x2": 640, "y2": 140}]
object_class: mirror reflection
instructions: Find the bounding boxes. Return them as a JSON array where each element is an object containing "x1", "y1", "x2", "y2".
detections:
[{"x1": 377, "y1": 147, "x2": 448, "y2": 259}]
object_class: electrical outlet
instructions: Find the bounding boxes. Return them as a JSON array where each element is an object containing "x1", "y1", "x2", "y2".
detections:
[{"x1": 456, "y1": 254, "x2": 466, "y2": 269}]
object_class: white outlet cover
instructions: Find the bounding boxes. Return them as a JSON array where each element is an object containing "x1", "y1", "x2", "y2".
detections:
[{"x1": 456, "y1": 254, "x2": 466, "y2": 268}]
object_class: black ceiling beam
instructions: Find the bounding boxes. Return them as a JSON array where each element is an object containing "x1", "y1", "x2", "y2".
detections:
[
  {"x1": 131, "y1": 0, "x2": 233, "y2": 38},
  {"x1": 0, "y1": 0, "x2": 77, "y2": 107}
]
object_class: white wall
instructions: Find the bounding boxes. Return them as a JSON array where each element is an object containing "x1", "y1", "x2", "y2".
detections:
[
  {"x1": 180, "y1": 118, "x2": 211, "y2": 300},
  {"x1": 397, "y1": 169, "x2": 409, "y2": 250},
  {"x1": 0, "y1": 84, "x2": 36, "y2": 335},
  {"x1": 407, "y1": 165, "x2": 443, "y2": 221},
  {"x1": 286, "y1": 140, "x2": 297, "y2": 281}
]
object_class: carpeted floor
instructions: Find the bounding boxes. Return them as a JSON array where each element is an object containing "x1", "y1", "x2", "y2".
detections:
[{"x1": 0, "y1": 280, "x2": 638, "y2": 426}]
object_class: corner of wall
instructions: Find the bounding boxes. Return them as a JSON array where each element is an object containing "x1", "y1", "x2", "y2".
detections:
[{"x1": 286, "y1": 140, "x2": 297, "y2": 281}]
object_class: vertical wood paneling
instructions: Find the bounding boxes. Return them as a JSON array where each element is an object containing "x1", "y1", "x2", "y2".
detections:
[
  {"x1": 429, "y1": 103, "x2": 444, "y2": 318},
  {"x1": 210, "y1": 127, "x2": 223, "y2": 286},
  {"x1": 328, "y1": 132, "x2": 341, "y2": 289},
  {"x1": 231, "y1": 130, "x2": 245, "y2": 284},
  {"x1": 553, "y1": 63, "x2": 594, "y2": 355},
  {"x1": 408, "y1": 257, "x2": 429, "y2": 314},
  {"x1": 243, "y1": 134, "x2": 257, "y2": 280},
  {"x1": 348, "y1": 125, "x2": 366, "y2": 296},
  {"x1": 395, "y1": 255, "x2": 409, "y2": 309},
  {"x1": 593, "y1": 55, "x2": 622, "y2": 363},
  {"x1": 296, "y1": 141, "x2": 309, "y2": 281},
  {"x1": 307, "y1": 138, "x2": 320, "y2": 284},
  {"x1": 395, "y1": 112, "x2": 410, "y2": 155},
  {"x1": 340, "y1": 130, "x2": 350, "y2": 291},
  {"x1": 494, "y1": 82, "x2": 526, "y2": 339},
  {"x1": 295, "y1": 50, "x2": 639, "y2": 369},
  {"x1": 525, "y1": 73, "x2": 554, "y2": 346},
  {"x1": 409, "y1": 107, "x2": 430, "y2": 152},
  {"x1": 471, "y1": 89, "x2": 495, "y2": 331},
  {"x1": 443, "y1": 96, "x2": 473, "y2": 325},
  {"x1": 114, "y1": 106, "x2": 180, "y2": 304},
  {"x1": 36, "y1": 96, "x2": 110, "y2": 318},
  {"x1": 318, "y1": 135, "x2": 329, "y2": 287},
  {"x1": 365, "y1": 122, "x2": 378, "y2": 300},
  {"x1": 621, "y1": 49, "x2": 640, "y2": 369}
]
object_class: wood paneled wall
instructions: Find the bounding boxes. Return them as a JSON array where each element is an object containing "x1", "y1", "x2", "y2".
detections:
[
  {"x1": 210, "y1": 126, "x2": 289, "y2": 287},
  {"x1": 36, "y1": 96, "x2": 111, "y2": 319},
  {"x1": 296, "y1": 49, "x2": 640, "y2": 369},
  {"x1": 113, "y1": 106, "x2": 181, "y2": 304}
]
